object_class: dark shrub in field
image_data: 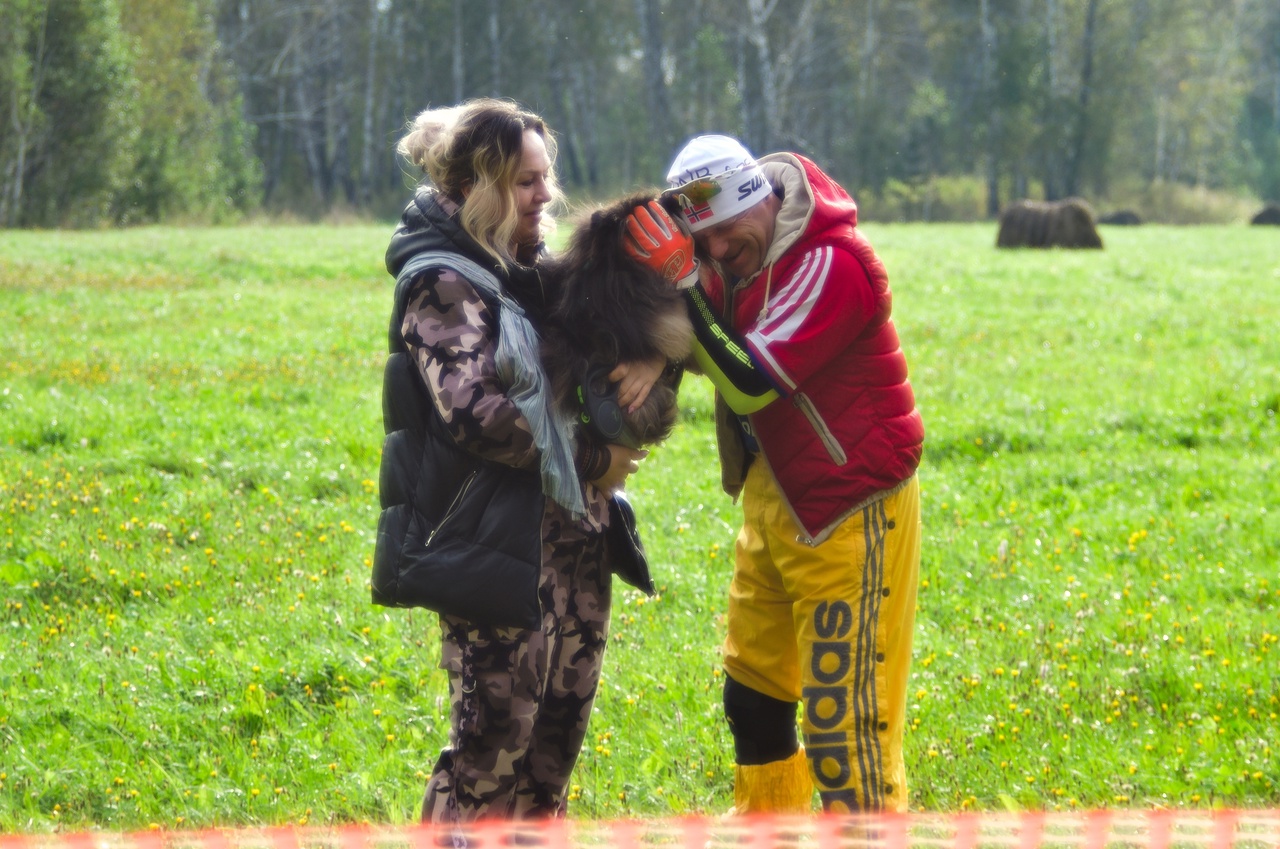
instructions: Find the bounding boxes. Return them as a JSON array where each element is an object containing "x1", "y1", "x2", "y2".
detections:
[
  {"x1": 1250, "y1": 203, "x2": 1280, "y2": 225},
  {"x1": 1099, "y1": 210, "x2": 1142, "y2": 225}
]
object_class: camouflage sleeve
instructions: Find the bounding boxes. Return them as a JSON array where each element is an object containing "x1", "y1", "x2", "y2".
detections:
[{"x1": 400, "y1": 268, "x2": 539, "y2": 469}]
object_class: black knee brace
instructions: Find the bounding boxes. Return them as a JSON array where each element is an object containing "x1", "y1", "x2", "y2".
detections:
[{"x1": 723, "y1": 674, "x2": 800, "y2": 765}]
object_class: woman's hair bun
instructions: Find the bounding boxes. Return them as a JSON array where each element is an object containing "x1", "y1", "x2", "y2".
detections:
[{"x1": 397, "y1": 105, "x2": 462, "y2": 172}]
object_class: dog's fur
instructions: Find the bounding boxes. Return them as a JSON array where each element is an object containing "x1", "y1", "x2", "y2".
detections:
[{"x1": 539, "y1": 192, "x2": 694, "y2": 449}]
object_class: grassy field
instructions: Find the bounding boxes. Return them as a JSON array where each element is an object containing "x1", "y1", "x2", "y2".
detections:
[{"x1": 1, "y1": 220, "x2": 1277, "y2": 831}]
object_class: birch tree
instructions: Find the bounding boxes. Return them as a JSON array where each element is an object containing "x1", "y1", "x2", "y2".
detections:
[{"x1": 0, "y1": 0, "x2": 134, "y2": 226}]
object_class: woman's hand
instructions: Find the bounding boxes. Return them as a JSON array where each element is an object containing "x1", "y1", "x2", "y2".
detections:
[
  {"x1": 609, "y1": 355, "x2": 667, "y2": 413},
  {"x1": 590, "y1": 444, "x2": 649, "y2": 494}
]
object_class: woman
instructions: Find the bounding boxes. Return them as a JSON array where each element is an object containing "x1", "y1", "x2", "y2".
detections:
[{"x1": 371, "y1": 98, "x2": 650, "y2": 826}]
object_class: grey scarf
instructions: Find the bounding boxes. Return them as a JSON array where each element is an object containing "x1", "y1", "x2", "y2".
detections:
[{"x1": 395, "y1": 251, "x2": 585, "y2": 518}]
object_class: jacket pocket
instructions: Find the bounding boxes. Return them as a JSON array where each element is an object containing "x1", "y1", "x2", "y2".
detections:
[
  {"x1": 793, "y1": 392, "x2": 847, "y2": 465},
  {"x1": 425, "y1": 470, "x2": 478, "y2": 549}
]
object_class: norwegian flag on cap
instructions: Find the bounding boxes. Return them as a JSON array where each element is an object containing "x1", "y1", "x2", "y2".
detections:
[{"x1": 679, "y1": 198, "x2": 715, "y2": 223}]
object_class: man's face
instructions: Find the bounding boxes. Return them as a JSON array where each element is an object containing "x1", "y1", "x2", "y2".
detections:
[{"x1": 692, "y1": 197, "x2": 777, "y2": 280}]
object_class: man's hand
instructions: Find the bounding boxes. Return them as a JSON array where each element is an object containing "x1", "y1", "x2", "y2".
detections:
[
  {"x1": 590, "y1": 445, "x2": 649, "y2": 494},
  {"x1": 623, "y1": 201, "x2": 699, "y2": 289}
]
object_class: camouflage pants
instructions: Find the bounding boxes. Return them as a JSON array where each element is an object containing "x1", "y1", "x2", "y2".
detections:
[{"x1": 422, "y1": 505, "x2": 612, "y2": 824}]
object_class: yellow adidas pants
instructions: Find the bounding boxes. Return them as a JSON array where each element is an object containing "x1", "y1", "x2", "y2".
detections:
[{"x1": 723, "y1": 461, "x2": 921, "y2": 813}]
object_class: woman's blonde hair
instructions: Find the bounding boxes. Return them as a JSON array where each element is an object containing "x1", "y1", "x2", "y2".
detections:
[{"x1": 397, "y1": 98, "x2": 562, "y2": 268}]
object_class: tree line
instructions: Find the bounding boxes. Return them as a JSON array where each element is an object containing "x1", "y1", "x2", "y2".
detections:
[{"x1": 3, "y1": 0, "x2": 1278, "y2": 228}]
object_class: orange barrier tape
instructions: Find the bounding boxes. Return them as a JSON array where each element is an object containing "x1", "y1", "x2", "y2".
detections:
[{"x1": 2, "y1": 811, "x2": 1279, "y2": 849}]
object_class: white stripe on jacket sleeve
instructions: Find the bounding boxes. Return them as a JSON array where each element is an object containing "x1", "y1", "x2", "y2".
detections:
[{"x1": 746, "y1": 246, "x2": 834, "y2": 391}]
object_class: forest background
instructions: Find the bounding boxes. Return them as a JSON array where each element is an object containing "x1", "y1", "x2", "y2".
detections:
[{"x1": 3, "y1": 0, "x2": 1279, "y2": 230}]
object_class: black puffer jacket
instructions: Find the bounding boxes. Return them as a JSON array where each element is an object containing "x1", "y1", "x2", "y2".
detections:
[{"x1": 371, "y1": 188, "x2": 548, "y2": 629}]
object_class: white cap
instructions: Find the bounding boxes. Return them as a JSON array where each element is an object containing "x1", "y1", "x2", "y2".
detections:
[{"x1": 665, "y1": 135, "x2": 771, "y2": 232}]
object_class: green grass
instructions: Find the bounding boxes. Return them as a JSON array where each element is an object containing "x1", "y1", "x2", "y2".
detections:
[{"x1": 0, "y1": 221, "x2": 1277, "y2": 831}]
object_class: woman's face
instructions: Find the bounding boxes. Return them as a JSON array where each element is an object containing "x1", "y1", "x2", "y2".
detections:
[{"x1": 513, "y1": 129, "x2": 553, "y2": 249}]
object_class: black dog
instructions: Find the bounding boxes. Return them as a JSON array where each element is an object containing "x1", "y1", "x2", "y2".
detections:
[{"x1": 539, "y1": 192, "x2": 693, "y2": 449}]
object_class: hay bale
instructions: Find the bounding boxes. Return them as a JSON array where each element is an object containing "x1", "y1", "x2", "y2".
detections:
[
  {"x1": 1099, "y1": 210, "x2": 1142, "y2": 225},
  {"x1": 1250, "y1": 203, "x2": 1280, "y2": 225},
  {"x1": 996, "y1": 198, "x2": 1103, "y2": 249}
]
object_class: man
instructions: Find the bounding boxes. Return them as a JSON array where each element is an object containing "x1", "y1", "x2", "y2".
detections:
[{"x1": 622, "y1": 135, "x2": 924, "y2": 814}]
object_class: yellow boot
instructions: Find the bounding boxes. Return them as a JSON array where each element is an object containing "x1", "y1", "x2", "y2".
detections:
[{"x1": 732, "y1": 747, "x2": 814, "y2": 814}]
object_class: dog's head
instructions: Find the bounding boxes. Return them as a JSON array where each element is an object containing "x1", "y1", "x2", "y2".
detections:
[
  {"x1": 539, "y1": 191, "x2": 694, "y2": 449},
  {"x1": 545, "y1": 191, "x2": 690, "y2": 367}
]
